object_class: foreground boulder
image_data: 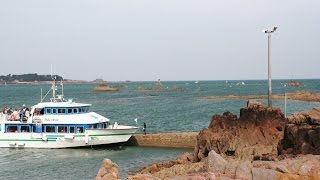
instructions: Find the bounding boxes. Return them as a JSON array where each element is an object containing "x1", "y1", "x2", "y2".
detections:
[
  {"x1": 96, "y1": 159, "x2": 120, "y2": 180},
  {"x1": 194, "y1": 101, "x2": 285, "y2": 161},
  {"x1": 278, "y1": 107, "x2": 320, "y2": 155},
  {"x1": 127, "y1": 153, "x2": 208, "y2": 179},
  {"x1": 205, "y1": 150, "x2": 320, "y2": 180}
]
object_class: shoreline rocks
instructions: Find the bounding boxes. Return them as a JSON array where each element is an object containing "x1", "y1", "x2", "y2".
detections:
[
  {"x1": 99, "y1": 150, "x2": 320, "y2": 180},
  {"x1": 96, "y1": 103, "x2": 320, "y2": 180}
]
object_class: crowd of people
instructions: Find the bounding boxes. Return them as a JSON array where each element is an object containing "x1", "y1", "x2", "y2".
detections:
[{"x1": 0, "y1": 105, "x2": 30, "y2": 121}]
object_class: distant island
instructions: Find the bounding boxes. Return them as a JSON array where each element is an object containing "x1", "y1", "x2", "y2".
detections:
[
  {"x1": 91, "y1": 84, "x2": 119, "y2": 92},
  {"x1": 0, "y1": 73, "x2": 86, "y2": 84}
]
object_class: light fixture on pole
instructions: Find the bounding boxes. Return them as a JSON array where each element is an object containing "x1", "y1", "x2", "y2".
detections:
[{"x1": 263, "y1": 26, "x2": 277, "y2": 108}]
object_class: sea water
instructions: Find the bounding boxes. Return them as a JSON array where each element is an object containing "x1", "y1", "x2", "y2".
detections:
[{"x1": 0, "y1": 80, "x2": 319, "y2": 179}]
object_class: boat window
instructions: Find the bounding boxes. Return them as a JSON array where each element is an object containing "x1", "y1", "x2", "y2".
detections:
[
  {"x1": 68, "y1": 108, "x2": 72, "y2": 114},
  {"x1": 7, "y1": 126, "x2": 18, "y2": 133},
  {"x1": 32, "y1": 125, "x2": 36, "y2": 132},
  {"x1": 52, "y1": 109, "x2": 57, "y2": 114},
  {"x1": 76, "y1": 126, "x2": 84, "y2": 133},
  {"x1": 46, "y1": 126, "x2": 56, "y2": 133},
  {"x1": 58, "y1": 108, "x2": 66, "y2": 114},
  {"x1": 21, "y1": 125, "x2": 30, "y2": 132},
  {"x1": 74, "y1": 108, "x2": 78, "y2": 114},
  {"x1": 58, "y1": 126, "x2": 67, "y2": 133},
  {"x1": 100, "y1": 123, "x2": 106, "y2": 128},
  {"x1": 79, "y1": 108, "x2": 82, "y2": 113},
  {"x1": 46, "y1": 108, "x2": 51, "y2": 114},
  {"x1": 81, "y1": 107, "x2": 87, "y2": 112},
  {"x1": 69, "y1": 126, "x2": 75, "y2": 133}
]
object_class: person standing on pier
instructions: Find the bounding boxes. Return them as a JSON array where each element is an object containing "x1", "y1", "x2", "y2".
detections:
[{"x1": 143, "y1": 122, "x2": 147, "y2": 135}]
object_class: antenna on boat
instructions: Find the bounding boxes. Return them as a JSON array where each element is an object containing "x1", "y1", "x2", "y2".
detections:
[
  {"x1": 40, "y1": 65, "x2": 65, "y2": 103},
  {"x1": 51, "y1": 64, "x2": 53, "y2": 78},
  {"x1": 61, "y1": 78, "x2": 64, "y2": 98}
]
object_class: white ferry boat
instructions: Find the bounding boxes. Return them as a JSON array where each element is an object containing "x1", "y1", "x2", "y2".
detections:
[{"x1": 0, "y1": 78, "x2": 138, "y2": 148}]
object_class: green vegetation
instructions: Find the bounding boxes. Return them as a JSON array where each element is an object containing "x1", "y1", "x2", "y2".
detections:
[{"x1": 0, "y1": 73, "x2": 63, "y2": 82}]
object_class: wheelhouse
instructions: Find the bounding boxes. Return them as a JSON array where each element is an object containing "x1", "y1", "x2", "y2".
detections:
[{"x1": 44, "y1": 106, "x2": 90, "y2": 115}]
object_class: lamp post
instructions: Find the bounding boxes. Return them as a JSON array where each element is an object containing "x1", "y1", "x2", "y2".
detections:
[{"x1": 263, "y1": 26, "x2": 277, "y2": 108}]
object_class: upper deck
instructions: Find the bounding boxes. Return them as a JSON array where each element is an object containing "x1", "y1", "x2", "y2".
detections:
[{"x1": 33, "y1": 101, "x2": 91, "y2": 109}]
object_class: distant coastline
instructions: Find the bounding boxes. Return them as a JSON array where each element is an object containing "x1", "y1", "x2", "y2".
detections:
[
  {"x1": 0, "y1": 80, "x2": 88, "y2": 85},
  {"x1": 0, "y1": 73, "x2": 96, "y2": 85}
]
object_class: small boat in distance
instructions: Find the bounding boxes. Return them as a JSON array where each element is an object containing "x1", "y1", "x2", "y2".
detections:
[
  {"x1": 288, "y1": 80, "x2": 301, "y2": 87},
  {"x1": 0, "y1": 77, "x2": 138, "y2": 148}
]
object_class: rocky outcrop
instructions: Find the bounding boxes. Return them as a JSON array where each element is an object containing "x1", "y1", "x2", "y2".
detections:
[
  {"x1": 96, "y1": 159, "x2": 120, "y2": 180},
  {"x1": 278, "y1": 107, "x2": 320, "y2": 155},
  {"x1": 194, "y1": 101, "x2": 285, "y2": 161}
]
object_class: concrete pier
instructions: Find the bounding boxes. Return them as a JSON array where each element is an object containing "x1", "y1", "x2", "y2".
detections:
[{"x1": 126, "y1": 132, "x2": 198, "y2": 148}]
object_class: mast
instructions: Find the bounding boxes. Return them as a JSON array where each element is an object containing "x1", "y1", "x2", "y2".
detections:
[
  {"x1": 41, "y1": 73, "x2": 65, "y2": 102},
  {"x1": 52, "y1": 76, "x2": 57, "y2": 102}
]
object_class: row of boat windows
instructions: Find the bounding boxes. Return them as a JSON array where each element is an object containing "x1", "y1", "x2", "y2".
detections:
[
  {"x1": 5, "y1": 123, "x2": 108, "y2": 133},
  {"x1": 44, "y1": 107, "x2": 90, "y2": 115}
]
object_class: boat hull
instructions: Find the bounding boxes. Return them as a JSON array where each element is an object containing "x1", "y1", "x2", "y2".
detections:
[{"x1": 0, "y1": 127, "x2": 138, "y2": 148}]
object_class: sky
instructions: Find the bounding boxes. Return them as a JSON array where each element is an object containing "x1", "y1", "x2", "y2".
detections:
[{"x1": 0, "y1": 0, "x2": 319, "y2": 81}]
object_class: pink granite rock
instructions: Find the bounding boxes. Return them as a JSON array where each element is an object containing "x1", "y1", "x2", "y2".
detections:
[
  {"x1": 96, "y1": 159, "x2": 119, "y2": 180},
  {"x1": 194, "y1": 104, "x2": 285, "y2": 162}
]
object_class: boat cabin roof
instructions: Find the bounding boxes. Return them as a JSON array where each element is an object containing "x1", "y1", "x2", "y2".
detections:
[{"x1": 33, "y1": 102, "x2": 91, "y2": 108}]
